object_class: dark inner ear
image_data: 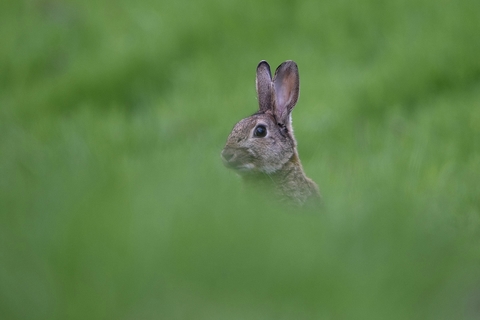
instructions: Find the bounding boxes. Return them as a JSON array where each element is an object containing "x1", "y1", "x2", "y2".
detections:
[
  {"x1": 256, "y1": 61, "x2": 274, "y2": 113},
  {"x1": 273, "y1": 61, "x2": 299, "y2": 124}
]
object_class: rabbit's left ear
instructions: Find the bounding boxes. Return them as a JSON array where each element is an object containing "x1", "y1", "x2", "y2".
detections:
[
  {"x1": 273, "y1": 61, "x2": 299, "y2": 125},
  {"x1": 256, "y1": 61, "x2": 274, "y2": 113}
]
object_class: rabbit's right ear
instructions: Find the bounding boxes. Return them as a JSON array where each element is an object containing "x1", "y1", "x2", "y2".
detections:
[
  {"x1": 256, "y1": 61, "x2": 274, "y2": 113},
  {"x1": 272, "y1": 60, "x2": 299, "y2": 125}
]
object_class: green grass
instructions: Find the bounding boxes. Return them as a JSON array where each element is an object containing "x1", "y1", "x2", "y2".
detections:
[{"x1": 1, "y1": 0, "x2": 480, "y2": 319}]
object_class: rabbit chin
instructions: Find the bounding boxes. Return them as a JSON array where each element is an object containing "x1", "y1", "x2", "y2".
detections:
[
  {"x1": 233, "y1": 163, "x2": 256, "y2": 173},
  {"x1": 234, "y1": 163, "x2": 281, "y2": 175}
]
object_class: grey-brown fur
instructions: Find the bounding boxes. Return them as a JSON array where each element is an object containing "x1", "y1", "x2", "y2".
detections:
[{"x1": 221, "y1": 60, "x2": 320, "y2": 205}]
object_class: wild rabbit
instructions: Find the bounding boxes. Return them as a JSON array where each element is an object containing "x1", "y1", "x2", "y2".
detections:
[{"x1": 221, "y1": 60, "x2": 320, "y2": 205}]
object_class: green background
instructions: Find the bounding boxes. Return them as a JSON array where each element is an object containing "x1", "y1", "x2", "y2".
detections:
[{"x1": 1, "y1": 0, "x2": 480, "y2": 319}]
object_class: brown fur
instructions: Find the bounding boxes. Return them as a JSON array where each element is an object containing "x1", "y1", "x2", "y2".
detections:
[{"x1": 221, "y1": 60, "x2": 320, "y2": 205}]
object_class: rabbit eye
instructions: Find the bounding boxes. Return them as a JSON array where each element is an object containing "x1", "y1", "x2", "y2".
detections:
[{"x1": 254, "y1": 125, "x2": 267, "y2": 138}]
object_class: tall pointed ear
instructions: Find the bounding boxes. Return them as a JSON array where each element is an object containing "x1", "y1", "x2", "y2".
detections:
[
  {"x1": 256, "y1": 60, "x2": 274, "y2": 113},
  {"x1": 272, "y1": 60, "x2": 299, "y2": 124}
]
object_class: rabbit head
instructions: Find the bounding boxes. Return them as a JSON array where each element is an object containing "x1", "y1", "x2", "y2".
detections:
[{"x1": 221, "y1": 60, "x2": 301, "y2": 175}]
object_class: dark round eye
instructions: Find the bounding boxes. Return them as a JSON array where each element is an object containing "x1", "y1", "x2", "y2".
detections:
[{"x1": 254, "y1": 125, "x2": 267, "y2": 138}]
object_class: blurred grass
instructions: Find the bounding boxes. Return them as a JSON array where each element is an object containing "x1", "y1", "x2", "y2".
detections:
[{"x1": 1, "y1": 0, "x2": 480, "y2": 319}]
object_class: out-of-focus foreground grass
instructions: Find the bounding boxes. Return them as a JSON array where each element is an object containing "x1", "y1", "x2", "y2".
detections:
[{"x1": 1, "y1": 0, "x2": 480, "y2": 319}]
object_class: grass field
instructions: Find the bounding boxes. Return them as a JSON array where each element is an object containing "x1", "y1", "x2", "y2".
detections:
[{"x1": 1, "y1": 0, "x2": 480, "y2": 319}]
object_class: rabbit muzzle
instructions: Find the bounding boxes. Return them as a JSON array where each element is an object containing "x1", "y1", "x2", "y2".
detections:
[{"x1": 221, "y1": 147, "x2": 256, "y2": 172}]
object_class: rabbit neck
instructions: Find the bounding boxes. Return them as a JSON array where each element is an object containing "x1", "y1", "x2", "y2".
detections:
[{"x1": 271, "y1": 153, "x2": 318, "y2": 203}]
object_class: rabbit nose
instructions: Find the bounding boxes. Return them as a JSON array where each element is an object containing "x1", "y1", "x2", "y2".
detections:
[{"x1": 221, "y1": 149, "x2": 235, "y2": 162}]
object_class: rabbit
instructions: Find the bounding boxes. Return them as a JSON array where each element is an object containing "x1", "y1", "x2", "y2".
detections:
[{"x1": 221, "y1": 60, "x2": 320, "y2": 205}]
